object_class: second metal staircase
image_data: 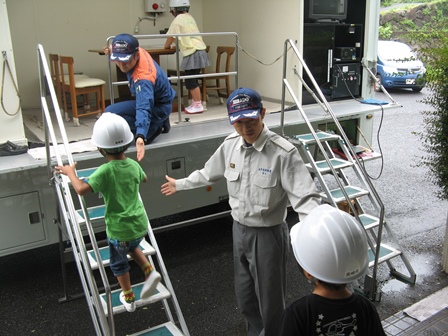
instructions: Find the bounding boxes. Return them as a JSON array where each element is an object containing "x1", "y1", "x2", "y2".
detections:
[{"x1": 280, "y1": 39, "x2": 416, "y2": 301}]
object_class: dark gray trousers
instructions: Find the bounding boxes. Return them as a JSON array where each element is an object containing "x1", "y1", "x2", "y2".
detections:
[{"x1": 233, "y1": 220, "x2": 289, "y2": 336}]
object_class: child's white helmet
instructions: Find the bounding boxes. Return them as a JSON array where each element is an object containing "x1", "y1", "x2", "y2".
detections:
[
  {"x1": 290, "y1": 204, "x2": 369, "y2": 284},
  {"x1": 169, "y1": 0, "x2": 190, "y2": 8},
  {"x1": 91, "y1": 113, "x2": 134, "y2": 153}
]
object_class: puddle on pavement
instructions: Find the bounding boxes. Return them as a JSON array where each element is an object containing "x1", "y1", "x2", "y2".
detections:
[{"x1": 381, "y1": 252, "x2": 439, "y2": 293}]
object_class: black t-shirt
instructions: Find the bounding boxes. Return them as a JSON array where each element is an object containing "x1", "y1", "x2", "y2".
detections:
[{"x1": 280, "y1": 292, "x2": 386, "y2": 336}]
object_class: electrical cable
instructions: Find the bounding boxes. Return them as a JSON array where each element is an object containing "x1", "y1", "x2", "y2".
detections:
[
  {"x1": 334, "y1": 64, "x2": 385, "y2": 180},
  {"x1": 1, "y1": 50, "x2": 21, "y2": 117}
]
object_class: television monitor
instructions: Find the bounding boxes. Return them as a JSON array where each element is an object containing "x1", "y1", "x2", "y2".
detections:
[{"x1": 305, "y1": 0, "x2": 348, "y2": 23}]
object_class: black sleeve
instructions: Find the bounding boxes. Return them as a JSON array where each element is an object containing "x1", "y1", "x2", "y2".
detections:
[{"x1": 280, "y1": 303, "x2": 304, "y2": 336}]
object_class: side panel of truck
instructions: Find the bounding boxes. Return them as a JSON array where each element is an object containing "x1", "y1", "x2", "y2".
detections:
[{"x1": 0, "y1": 0, "x2": 386, "y2": 257}]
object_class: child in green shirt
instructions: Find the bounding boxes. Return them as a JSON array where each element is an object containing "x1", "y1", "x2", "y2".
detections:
[{"x1": 56, "y1": 112, "x2": 160, "y2": 312}]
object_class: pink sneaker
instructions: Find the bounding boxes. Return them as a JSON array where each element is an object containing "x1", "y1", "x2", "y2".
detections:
[{"x1": 184, "y1": 103, "x2": 204, "y2": 114}]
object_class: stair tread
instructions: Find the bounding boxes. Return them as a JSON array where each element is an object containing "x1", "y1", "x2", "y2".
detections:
[
  {"x1": 321, "y1": 185, "x2": 369, "y2": 203},
  {"x1": 129, "y1": 322, "x2": 184, "y2": 336},
  {"x1": 88, "y1": 239, "x2": 155, "y2": 269},
  {"x1": 76, "y1": 167, "x2": 98, "y2": 179},
  {"x1": 62, "y1": 167, "x2": 98, "y2": 186},
  {"x1": 368, "y1": 244, "x2": 401, "y2": 267},
  {"x1": 75, "y1": 204, "x2": 105, "y2": 223},
  {"x1": 358, "y1": 214, "x2": 380, "y2": 230},
  {"x1": 306, "y1": 158, "x2": 353, "y2": 172},
  {"x1": 289, "y1": 131, "x2": 340, "y2": 145},
  {"x1": 100, "y1": 282, "x2": 171, "y2": 316}
]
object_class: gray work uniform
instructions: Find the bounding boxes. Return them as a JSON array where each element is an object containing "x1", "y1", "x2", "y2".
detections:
[{"x1": 176, "y1": 125, "x2": 321, "y2": 336}]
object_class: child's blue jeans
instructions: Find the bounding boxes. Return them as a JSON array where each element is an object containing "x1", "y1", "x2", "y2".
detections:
[{"x1": 108, "y1": 236, "x2": 143, "y2": 277}]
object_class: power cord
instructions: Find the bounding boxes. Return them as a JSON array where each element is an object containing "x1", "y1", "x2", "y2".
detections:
[
  {"x1": 1, "y1": 50, "x2": 21, "y2": 117},
  {"x1": 334, "y1": 64, "x2": 385, "y2": 180}
]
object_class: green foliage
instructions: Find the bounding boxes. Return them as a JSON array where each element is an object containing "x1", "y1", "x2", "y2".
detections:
[
  {"x1": 379, "y1": 23, "x2": 393, "y2": 40},
  {"x1": 422, "y1": 7, "x2": 432, "y2": 15},
  {"x1": 381, "y1": 0, "x2": 433, "y2": 5},
  {"x1": 380, "y1": 0, "x2": 448, "y2": 39},
  {"x1": 401, "y1": 18, "x2": 418, "y2": 29},
  {"x1": 414, "y1": 33, "x2": 448, "y2": 200}
]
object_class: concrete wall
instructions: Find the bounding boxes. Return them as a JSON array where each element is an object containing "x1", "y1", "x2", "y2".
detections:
[{"x1": 6, "y1": 0, "x2": 301, "y2": 109}]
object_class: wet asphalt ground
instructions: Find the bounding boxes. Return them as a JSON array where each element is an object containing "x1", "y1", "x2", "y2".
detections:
[{"x1": 1, "y1": 88, "x2": 448, "y2": 335}]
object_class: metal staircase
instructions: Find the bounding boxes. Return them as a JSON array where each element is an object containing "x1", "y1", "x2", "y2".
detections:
[
  {"x1": 279, "y1": 39, "x2": 416, "y2": 301},
  {"x1": 38, "y1": 44, "x2": 189, "y2": 335}
]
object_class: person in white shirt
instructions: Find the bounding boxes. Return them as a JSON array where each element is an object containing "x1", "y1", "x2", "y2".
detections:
[
  {"x1": 164, "y1": 0, "x2": 210, "y2": 114},
  {"x1": 161, "y1": 87, "x2": 321, "y2": 336}
]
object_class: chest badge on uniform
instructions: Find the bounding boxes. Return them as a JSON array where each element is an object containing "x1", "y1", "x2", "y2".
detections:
[{"x1": 230, "y1": 163, "x2": 235, "y2": 169}]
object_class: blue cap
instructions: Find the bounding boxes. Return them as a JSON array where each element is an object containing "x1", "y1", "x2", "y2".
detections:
[
  {"x1": 226, "y1": 88, "x2": 263, "y2": 125},
  {"x1": 110, "y1": 34, "x2": 139, "y2": 62}
]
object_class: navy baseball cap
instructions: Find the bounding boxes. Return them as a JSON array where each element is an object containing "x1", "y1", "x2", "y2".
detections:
[
  {"x1": 110, "y1": 34, "x2": 139, "y2": 62},
  {"x1": 226, "y1": 88, "x2": 263, "y2": 125}
]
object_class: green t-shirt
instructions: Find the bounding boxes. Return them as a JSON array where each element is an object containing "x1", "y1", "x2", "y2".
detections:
[{"x1": 87, "y1": 158, "x2": 147, "y2": 241}]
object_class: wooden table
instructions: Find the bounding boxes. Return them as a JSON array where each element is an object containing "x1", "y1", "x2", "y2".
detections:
[{"x1": 89, "y1": 48, "x2": 176, "y2": 101}]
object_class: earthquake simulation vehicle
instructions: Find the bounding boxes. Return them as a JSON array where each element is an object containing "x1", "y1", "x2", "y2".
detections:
[{"x1": 1, "y1": 0, "x2": 417, "y2": 334}]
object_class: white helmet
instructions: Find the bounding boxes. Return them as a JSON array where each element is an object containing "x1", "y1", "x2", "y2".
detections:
[
  {"x1": 91, "y1": 113, "x2": 134, "y2": 153},
  {"x1": 169, "y1": 0, "x2": 190, "y2": 8},
  {"x1": 290, "y1": 204, "x2": 369, "y2": 284}
]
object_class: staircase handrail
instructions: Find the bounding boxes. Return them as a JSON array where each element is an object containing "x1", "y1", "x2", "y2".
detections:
[{"x1": 37, "y1": 43, "x2": 114, "y2": 335}]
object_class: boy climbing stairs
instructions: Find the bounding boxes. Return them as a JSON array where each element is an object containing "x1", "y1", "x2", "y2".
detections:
[{"x1": 38, "y1": 43, "x2": 188, "y2": 335}]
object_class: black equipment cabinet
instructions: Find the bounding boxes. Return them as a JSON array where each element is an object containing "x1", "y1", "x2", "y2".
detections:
[{"x1": 302, "y1": 23, "x2": 363, "y2": 104}]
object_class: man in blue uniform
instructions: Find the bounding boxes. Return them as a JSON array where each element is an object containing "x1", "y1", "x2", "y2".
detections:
[{"x1": 106, "y1": 33, "x2": 176, "y2": 161}]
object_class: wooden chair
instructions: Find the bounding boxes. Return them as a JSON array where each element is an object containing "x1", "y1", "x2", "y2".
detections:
[
  {"x1": 167, "y1": 46, "x2": 210, "y2": 104},
  {"x1": 59, "y1": 55, "x2": 106, "y2": 126},
  {"x1": 48, "y1": 54, "x2": 64, "y2": 109},
  {"x1": 49, "y1": 53, "x2": 90, "y2": 116},
  {"x1": 202, "y1": 46, "x2": 235, "y2": 104}
]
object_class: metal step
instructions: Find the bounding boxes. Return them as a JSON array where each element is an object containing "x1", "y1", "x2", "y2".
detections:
[
  {"x1": 306, "y1": 157, "x2": 353, "y2": 173},
  {"x1": 288, "y1": 131, "x2": 340, "y2": 145},
  {"x1": 61, "y1": 167, "x2": 98, "y2": 185},
  {"x1": 129, "y1": 322, "x2": 184, "y2": 336},
  {"x1": 368, "y1": 243, "x2": 402, "y2": 267},
  {"x1": 76, "y1": 167, "x2": 98, "y2": 180},
  {"x1": 100, "y1": 282, "x2": 171, "y2": 316},
  {"x1": 75, "y1": 204, "x2": 105, "y2": 224},
  {"x1": 87, "y1": 239, "x2": 155, "y2": 269},
  {"x1": 358, "y1": 214, "x2": 380, "y2": 230},
  {"x1": 320, "y1": 185, "x2": 369, "y2": 203}
]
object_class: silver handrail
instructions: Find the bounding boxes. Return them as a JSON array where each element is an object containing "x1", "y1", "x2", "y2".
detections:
[{"x1": 37, "y1": 44, "x2": 114, "y2": 335}]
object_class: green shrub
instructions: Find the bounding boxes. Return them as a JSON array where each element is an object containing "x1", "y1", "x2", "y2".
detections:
[
  {"x1": 414, "y1": 33, "x2": 448, "y2": 200},
  {"x1": 379, "y1": 23, "x2": 393, "y2": 40}
]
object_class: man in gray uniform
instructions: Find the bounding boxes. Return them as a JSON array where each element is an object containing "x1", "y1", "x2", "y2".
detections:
[{"x1": 161, "y1": 87, "x2": 321, "y2": 336}]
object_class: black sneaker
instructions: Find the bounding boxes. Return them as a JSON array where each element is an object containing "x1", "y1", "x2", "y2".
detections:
[{"x1": 0, "y1": 141, "x2": 28, "y2": 156}]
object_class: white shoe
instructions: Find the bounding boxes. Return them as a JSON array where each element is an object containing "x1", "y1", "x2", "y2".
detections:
[
  {"x1": 141, "y1": 270, "x2": 161, "y2": 299},
  {"x1": 119, "y1": 291, "x2": 136, "y2": 312},
  {"x1": 184, "y1": 103, "x2": 204, "y2": 114}
]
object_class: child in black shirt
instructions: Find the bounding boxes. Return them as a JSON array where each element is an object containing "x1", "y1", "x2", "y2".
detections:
[{"x1": 280, "y1": 204, "x2": 386, "y2": 336}]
